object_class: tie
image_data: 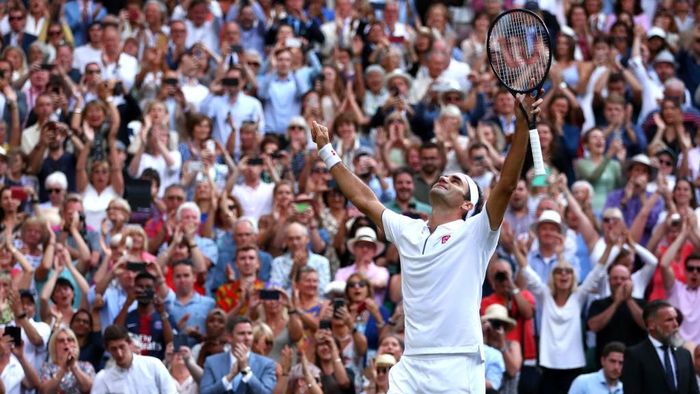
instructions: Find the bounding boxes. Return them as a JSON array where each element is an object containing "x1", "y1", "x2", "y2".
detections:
[{"x1": 661, "y1": 345, "x2": 677, "y2": 391}]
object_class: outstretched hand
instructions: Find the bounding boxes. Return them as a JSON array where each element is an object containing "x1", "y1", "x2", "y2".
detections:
[{"x1": 311, "y1": 121, "x2": 331, "y2": 148}]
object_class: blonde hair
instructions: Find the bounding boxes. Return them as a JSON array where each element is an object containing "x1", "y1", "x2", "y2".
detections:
[
  {"x1": 123, "y1": 224, "x2": 148, "y2": 251},
  {"x1": 546, "y1": 260, "x2": 578, "y2": 296},
  {"x1": 48, "y1": 326, "x2": 79, "y2": 364},
  {"x1": 252, "y1": 321, "x2": 274, "y2": 344}
]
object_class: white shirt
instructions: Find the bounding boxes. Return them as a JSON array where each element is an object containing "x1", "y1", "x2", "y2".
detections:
[
  {"x1": 231, "y1": 181, "x2": 274, "y2": 224},
  {"x1": 17, "y1": 318, "x2": 51, "y2": 373},
  {"x1": 91, "y1": 354, "x2": 176, "y2": 394},
  {"x1": 73, "y1": 45, "x2": 102, "y2": 73},
  {"x1": 20, "y1": 123, "x2": 41, "y2": 155},
  {"x1": 381, "y1": 205, "x2": 500, "y2": 356},
  {"x1": 25, "y1": 14, "x2": 46, "y2": 37},
  {"x1": 100, "y1": 53, "x2": 138, "y2": 92},
  {"x1": 521, "y1": 263, "x2": 606, "y2": 369},
  {"x1": 648, "y1": 335, "x2": 677, "y2": 388},
  {"x1": 82, "y1": 184, "x2": 117, "y2": 231},
  {"x1": 1, "y1": 355, "x2": 24, "y2": 394},
  {"x1": 136, "y1": 150, "x2": 183, "y2": 197},
  {"x1": 180, "y1": 79, "x2": 209, "y2": 109}
]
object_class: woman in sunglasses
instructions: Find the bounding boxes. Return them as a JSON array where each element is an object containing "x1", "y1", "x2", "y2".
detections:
[
  {"x1": 514, "y1": 233, "x2": 609, "y2": 394},
  {"x1": 342, "y1": 272, "x2": 390, "y2": 355}
]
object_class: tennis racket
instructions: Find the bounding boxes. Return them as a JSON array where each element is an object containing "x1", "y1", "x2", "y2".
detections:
[{"x1": 487, "y1": 9, "x2": 552, "y2": 176}]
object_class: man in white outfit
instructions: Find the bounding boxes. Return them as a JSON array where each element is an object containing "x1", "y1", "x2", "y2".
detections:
[{"x1": 310, "y1": 93, "x2": 542, "y2": 392}]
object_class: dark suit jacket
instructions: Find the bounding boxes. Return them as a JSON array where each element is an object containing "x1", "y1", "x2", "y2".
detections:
[
  {"x1": 622, "y1": 338, "x2": 699, "y2": 394},
  {"x1": 2, "y1": 32, "x2": 37, "y2": 55},
  {"x1": 200, "y1": 351, "x2": 276, "y2": 394}
]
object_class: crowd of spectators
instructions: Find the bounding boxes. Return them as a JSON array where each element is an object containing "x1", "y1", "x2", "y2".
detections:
[{"x1": 0, "y1": 0, "x2": 699, "y2": 393}]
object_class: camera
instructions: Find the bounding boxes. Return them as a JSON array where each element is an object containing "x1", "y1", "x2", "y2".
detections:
[{"x1": 495, "y1": 271, "x2": 508, "y2": 282}]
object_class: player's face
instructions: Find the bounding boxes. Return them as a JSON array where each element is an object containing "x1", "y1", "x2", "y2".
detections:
[
  {"x1": 601, "y1": 351, "x2": 624, "y2": 381},
  {"x1": 429, "y1": 174, "x2": 471, "y2": 210}
]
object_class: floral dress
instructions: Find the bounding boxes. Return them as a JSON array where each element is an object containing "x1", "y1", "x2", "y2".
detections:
[{"x1": 40, "y1": 361, "x2": 96, "y2": 394}]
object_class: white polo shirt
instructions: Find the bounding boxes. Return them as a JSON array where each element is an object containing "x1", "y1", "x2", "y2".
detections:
[{"x1": 382, "y1": 206, "x2": 500, "y2": 356}]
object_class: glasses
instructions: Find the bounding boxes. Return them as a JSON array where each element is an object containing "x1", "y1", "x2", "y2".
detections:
[
  {"x1": 377, "y1": 367, "x2": 390, "y2": 374},
  {"x1": 248, "y1": 62, "x2": 261, "y2": 67},
  {"x1": 389, "y1": 118, "x2": 403, "y2": 125},
  {"x1": 9, "y1": 15, "x2": 25, "y2": 21},
  {"x1": 312, "y1": 167, "x2": 329, "y2": 174},
  {"x1": 602, "y1": 217, "x2": 619, "y2": 223},
  {"x1": 288, "y1": 125, "x2": 304, "y2": 130},
  {"x1": 347, "y1": 280, "x2": 368, "y2": 288},
  {"x1": 489, "y1": 319, "x2": 506, "y2": 331},
  {"x1": 687, "y1": 266, "x2": 700, "y2": 273},
  {"x1": 49, "y1": 30, "x2": 62, "y2": 36},
  {"x1": 658, "y1": 159, "x2": 673, "y2": 166},
  {"x1": 167, "y1": 195, "x2": 185, "y2": 201},
  {"x1": 86, "y1": 69, "x2": 100, "y2": 74},
  {"x1": 47, "y1": 188, "x2": 63, "y2": 194},
  {"x1": 553, "y1": 267, "x2": 574, "y2": 275}
]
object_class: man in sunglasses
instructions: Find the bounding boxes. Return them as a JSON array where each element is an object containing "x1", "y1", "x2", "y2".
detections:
[
  {"x1": 310, "y1": 92, "x2": 543, "y2": 392},
  {"x1": 659, "y1": 224, "x2": 700, "y2": 345}
]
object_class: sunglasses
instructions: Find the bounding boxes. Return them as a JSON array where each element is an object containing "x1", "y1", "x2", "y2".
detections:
[
  {"x1": 489, "y1": 319, "x2": 506, "y2": 330},
  {"x1": 347, "y1": 280, "x2": 368, "y2": 288},
  {"x1": 47, "y1": 188, "x2": 63, "y2": 194},
  {"x1": 377, "y1": 367, "x2": 390, "y2": 374},
  {"x1": 602, "y1": 217, "x2": 619, "y2": 223},
  {"x1": 288, "y1": 125, "x2": 305, "y2": 130},
  {"x1": 167, "y1": 195, "x2": 185, "y2": 201},
  {"x1": 686, "y1": 266, "x2": 700, "y2": 273},
  {"x1": 658, "y1": 159, "x2": 673, "y2": 166},
  {"x1": 312, "y1": 167, "x2": 329, "y2": 174},
  {"x1": 9, "y1": 16, "x2": 24, "y2": 21},
  {"x1": 86, "y1": 69, "x2": 101, "y2": 74},
  {"x1": 553, "y1": 267, "x2": 574, "y2": 275},
  {"x1": 49, "y1": 30, "x2": 62, "y2": 36}
]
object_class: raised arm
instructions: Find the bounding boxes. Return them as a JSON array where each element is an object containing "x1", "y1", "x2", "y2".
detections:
[
  {"x1": 310, "y1": 121, "x2": 386, "y2": 233},
  {"x1": 660, "y1": 224, "x2": 687, "y2": 291},
  {"x1": 486, "y1": 93, "x2": 543, "y2": 230}
]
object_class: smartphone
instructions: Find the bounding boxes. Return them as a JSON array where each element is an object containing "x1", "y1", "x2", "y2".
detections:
[
  {"x1": 285, "y1": 37, "x2": 302, "y2": 49},
  {"x1": 248, "y1": 157, "x2": 264, "y2": 166},
  {"x1": 204, "y1": 139, "x2": 216, "y2": 152},
  {"x1": 230, "y1": 44, "x2": 243, "y2": 53},
  {"x1": 126, "y1": 262, "x2": 146, "y2": 272},
  {"x1": 3, "y1": 326, "x2": 20, "y2": 347},
  {"x1": 112, "y1": 81, "x2": 123, "y2": 96},
  {"x1": 163, "y1": 78, "x2": 179, "y2": 86},
  {"x1": 10, "y1": 186, "x2": 27, "y2": 202},
  {"x1": 259, "y1": 289, "x2": 280, "y2": 301},
  {"x1": 319, "y1": 320, "x2": 332, "y2": 330},
  {"x1": 333, "y1": 298, "x2": 345, "y2": 314},
  {"x1": 173, "y1": 334, "x2": 188, "y2": 352},
  {"x1": 293, "y1": 202, "x2": 310, "y2": 214}
]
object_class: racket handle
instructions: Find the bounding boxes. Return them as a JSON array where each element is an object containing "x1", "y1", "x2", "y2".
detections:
[{"x1": 528, "y1": 128, "x2": 546, "y2": 176}]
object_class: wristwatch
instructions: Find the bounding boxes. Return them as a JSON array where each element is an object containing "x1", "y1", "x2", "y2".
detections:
[{"x1": 241, "y1": 366, "x2": 252, "y2": 376}]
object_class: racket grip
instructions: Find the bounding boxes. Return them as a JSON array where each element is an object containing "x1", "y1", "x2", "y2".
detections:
[{"x1": 528, "y1": 128, "x2": 546, "y2": 176}]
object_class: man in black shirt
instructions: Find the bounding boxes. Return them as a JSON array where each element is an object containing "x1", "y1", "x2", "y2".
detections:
[{"x1": 587, "y1": 264, "x2": 646, "y2": 365}]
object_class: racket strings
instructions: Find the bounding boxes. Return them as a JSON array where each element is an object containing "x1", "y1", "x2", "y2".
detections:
[{"x1": 489, "y1": 11, "x2": 551, "y2": 92}]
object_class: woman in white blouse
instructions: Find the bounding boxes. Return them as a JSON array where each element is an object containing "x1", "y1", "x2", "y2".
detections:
[{"x1": 514, "y1": 235, "x2": 609, "y2": 394}]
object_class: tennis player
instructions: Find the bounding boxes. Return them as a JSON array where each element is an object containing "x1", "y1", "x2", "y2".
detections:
[{"x1": 310, "y1": 93, "x2": 542, "y2": 393}]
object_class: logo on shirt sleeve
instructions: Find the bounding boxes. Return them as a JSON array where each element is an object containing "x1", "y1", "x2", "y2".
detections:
[{"x1": 441, "y1": 235, "x2": 451, "y2": 244}]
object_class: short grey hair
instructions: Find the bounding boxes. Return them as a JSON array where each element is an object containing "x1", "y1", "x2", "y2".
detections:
[
  {"x1": 45, "y1": 172, "x2": 68, "y2": 190},
  {"x1": 176, "y1": 202, "x2": 201, "y2": 221},
  {"x1": 234, "y1": 217, "x2": 258, "y2": 234},
  {"x1": 664, "y1": 77, "x2": 685, "y2": 92}
]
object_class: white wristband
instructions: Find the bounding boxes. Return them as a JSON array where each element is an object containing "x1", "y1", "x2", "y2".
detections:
[{"x1": 318, "y1": 143, "x2": 342, "y2": 169}]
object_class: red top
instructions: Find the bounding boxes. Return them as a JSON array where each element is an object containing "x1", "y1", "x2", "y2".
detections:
[{"x1": 481, "y1": 291, "x2": 537, "y2": 361}]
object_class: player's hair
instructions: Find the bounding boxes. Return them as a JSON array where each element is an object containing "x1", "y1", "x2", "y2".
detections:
[
  {"x1": 463, "y1": 181, "x2": 484, "y2": 219},
  {"x1": 601, "y1": 341, "x2": 626, "y2": 358}
]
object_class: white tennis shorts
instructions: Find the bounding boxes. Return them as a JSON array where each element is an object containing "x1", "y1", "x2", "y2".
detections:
[{"x1": 388, "y1": 352, "x2": 485, "y2": 393}]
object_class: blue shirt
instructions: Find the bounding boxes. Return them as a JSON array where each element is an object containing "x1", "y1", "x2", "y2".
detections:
[
  {"x1": 259, "y1": 72, "x2": 306, "y2": 134},
  {"x1": 199, "y1": 92, "x2": 264, "y2": 149},
  {"x1": 568, "y1": 370, "x2": 623, "y2": 394},
  {"x1": 270, "y1": 252, "x2": 331, "y2": 296},
  {"x1": 484, "y1": 345, "x2": 505, "y2": 390},
  {"x1": 164, "y1": 289, "x2": 215, "y2": 334}
]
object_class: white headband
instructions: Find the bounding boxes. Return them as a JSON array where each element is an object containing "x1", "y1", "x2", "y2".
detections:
[{"x1": 452, "y1": 173, "x2": 480, "y2": 217}]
